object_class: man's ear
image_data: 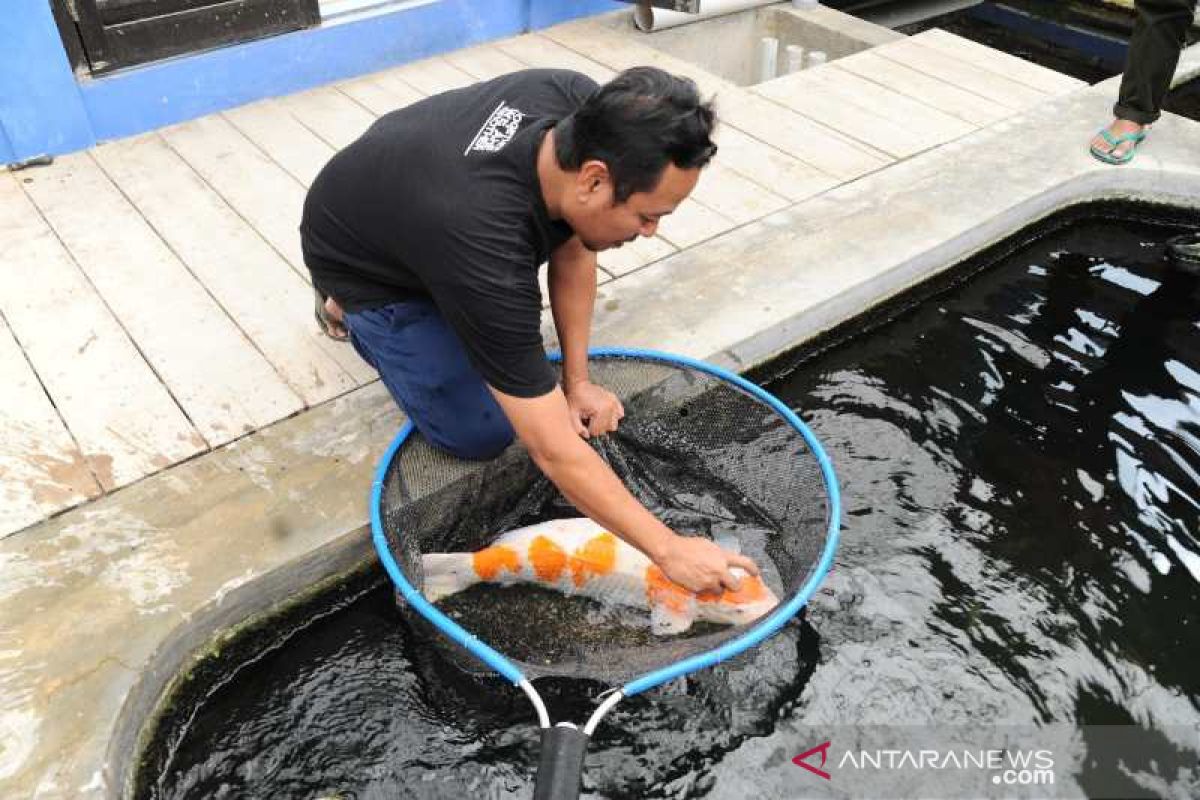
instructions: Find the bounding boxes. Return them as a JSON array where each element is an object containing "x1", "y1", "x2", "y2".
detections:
[{"x1": 577, "y1": 159, "x2": 611, "y2": 198}]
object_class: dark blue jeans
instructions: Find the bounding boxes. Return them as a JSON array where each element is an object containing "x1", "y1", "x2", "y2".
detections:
[{"x1": 344, "y1": 297, "x2": 515, "y2": 460}]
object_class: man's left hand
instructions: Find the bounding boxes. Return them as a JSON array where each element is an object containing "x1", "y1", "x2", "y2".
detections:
[{"x1": 564, "y1": 380, "x2": 625, "y2": 438}]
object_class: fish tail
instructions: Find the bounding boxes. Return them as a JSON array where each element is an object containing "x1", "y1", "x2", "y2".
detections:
[{"x1": 420, "y1": 553, "x2": 480, "y2": 602}]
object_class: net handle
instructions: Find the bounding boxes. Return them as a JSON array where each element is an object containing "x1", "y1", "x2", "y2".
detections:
[{"x1": 529, "y1": 687, "x2": 625, "y2": 800}]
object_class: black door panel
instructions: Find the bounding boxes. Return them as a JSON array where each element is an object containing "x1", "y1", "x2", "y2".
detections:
[{"x1": 54, "y1": 0, "x2": 320, "y2": 75}]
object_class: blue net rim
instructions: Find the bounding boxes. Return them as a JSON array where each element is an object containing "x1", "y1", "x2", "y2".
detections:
[{"x1": 369, "y1": 347, "x2": 842, "y2": 696}]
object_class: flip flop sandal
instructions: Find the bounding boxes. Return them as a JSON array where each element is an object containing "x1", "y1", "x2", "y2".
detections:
[
  {"x1": 1090, "y1": 128, "x2": 1147, "y2": 165},
  {"x1": 313, "y1": 288, "x2": 350, "y2": 341}
]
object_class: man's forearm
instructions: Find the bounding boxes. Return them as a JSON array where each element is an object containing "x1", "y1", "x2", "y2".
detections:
[
  {"x1": 488, "y1": 386, "x2": 756, "y2": 593},
  {"x1": 532, "y1": 432, "x2": 674, "y2": 561},
  {"x1": 548, "y1": 245, "x2": 597, "y2": 388}
]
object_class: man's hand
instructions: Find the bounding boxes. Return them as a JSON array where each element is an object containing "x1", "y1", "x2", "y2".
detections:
[
  {"x1": 564, "y1": 380, "x2": 625, "y2": 438},
  {"x1": 653, "y1": 535, "x2": 760, "y2": 594}
]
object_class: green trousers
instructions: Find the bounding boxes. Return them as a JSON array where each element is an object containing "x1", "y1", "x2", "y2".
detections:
[{"x1": 1114, "y1": 0, "x2": 1197, "y2": 124}]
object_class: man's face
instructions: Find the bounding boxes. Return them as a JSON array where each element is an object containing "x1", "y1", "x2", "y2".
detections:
[{"x1": 570, "y1": 162, "x2": 701, "y2": 252}]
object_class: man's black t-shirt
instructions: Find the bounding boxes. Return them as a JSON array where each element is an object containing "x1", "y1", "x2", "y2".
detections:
[{"x1": 300, "y1": 68, "x2": 599, "y2": 398}]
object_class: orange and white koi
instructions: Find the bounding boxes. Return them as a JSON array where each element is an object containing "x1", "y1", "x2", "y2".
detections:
[{"x1": 421, "y1": 517, "x2": 778, "y2": 634}]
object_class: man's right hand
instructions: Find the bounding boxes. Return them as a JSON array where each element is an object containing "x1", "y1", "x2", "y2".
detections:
[{"x1": 653, "y1": 534, "x2": 760, "y2": 595}]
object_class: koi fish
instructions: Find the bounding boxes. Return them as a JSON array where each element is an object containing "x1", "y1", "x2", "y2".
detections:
[{"x1": 421, "y1": 517, "x2": 778, "y2": 634}]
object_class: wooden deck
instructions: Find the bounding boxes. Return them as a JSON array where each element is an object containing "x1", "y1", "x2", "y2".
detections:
[{"x1": 0, "y1": 22, "x2": 1085, "y2": 537}]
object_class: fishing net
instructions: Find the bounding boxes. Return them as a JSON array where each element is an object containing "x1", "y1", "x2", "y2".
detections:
[{"x1": 376, "y1": 352, "x2": 833, "y2": 686}]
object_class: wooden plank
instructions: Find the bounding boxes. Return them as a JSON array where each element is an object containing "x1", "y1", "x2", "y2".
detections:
[
  {"x1": 386, "y1": 56, "x2": 476, "y2": 96},
  {"x1": 445, "y1": 45, "x2": 528, "y2": 82},
  {"x1": 0, "y1": 312, "x2": 100, "y2": 537},
  {"x1": 917, "y1": 29, "x2": 1086, "y2": 94},
  {"x1": 712, "y1": 125, "x2": 837, "y2": 203},
  {"x1": 834, "y1": 49, "x2": 1009, "y2": 127},
  {"x1": 21, "y1": 153, "x2": 304, "y2": 446},
  {"x1": 718, "y1": 89, "x2": 891, "y2": 181},
  {"x1": 540, "y1": 19, "x2": 729, "y2": 97},
  {"x1": 368, "y1": 66, "x2": 431, "y2": 101},
  {"x1": 161, "y1": 114, "x2": 308, "y2": 277},
  {"x1": 336, "y1": 72, "x2": 423, "y2": 116},
  {"x1": 279, "y1": 86, "x2": 377, "y2": 150},
  {"x1": 689, "y1": 162, "x2": 790, "y2": 226},
  {"x1": 223, "y1": 98, "x2": 334, "y2": 187},
  {"x1": 495, "y1": 33, "x2": 617, "y2": 84},
  {"x1": 197, "y1": 107, "x2": 379, "y2": 386},
  {"x1": 655, "y1": 198, "x2": 735, "y2": 250},
  {"x1": 334, "y1": 77, "x2": 400, "y2": 118},
  {"x1": 804, "y1": 65, "x2": 977, "y2": 142},
  {"x1": 727, "y1": 81, "x2": 904, "y2": 167},
  {"x1": 875, "y1": 38, "x2": 1047, "y2": 110},
  {"x1": 0, "y1": 174, "x2": 203, "y2": 493},
  {"x1": 754, "y1": 70, "x2": 950, "y2": 159},
  {"x1": 597, "y1": 235, "x2": 677, "y2": 278},
  {"x1": 94, "y1": 134, "x2": 370, "y2": 403}
]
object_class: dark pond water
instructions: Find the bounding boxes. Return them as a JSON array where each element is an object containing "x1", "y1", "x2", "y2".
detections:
[{"x1": 140, "y1": 207, "x2": 1200, "y2": 799}]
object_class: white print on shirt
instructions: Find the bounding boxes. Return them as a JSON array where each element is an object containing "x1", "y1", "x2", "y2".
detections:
[{"x1": 464, "y1": 101, "x2": 525, "y2": 156}]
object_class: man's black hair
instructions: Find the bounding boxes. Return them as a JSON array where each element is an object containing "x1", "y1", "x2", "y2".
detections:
[{"x1": 554, "y1": 66, "x2": 717, "y2": 202}]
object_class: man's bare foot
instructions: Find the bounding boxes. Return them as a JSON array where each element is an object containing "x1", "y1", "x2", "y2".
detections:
[
  {"x1": 314, "y1": 291, "x2": 349, "y2": 341},
  {"x1": 1089, "y1": 118, "x2": 1146, "y2": 163}
]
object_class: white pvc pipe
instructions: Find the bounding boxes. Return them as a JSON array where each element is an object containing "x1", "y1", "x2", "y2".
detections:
[
  {"x1": 634, "y1": 0, "x2": 781, "y2": 33},
  {"x1": 584, "y1": 690, "x2": 625, "y2": 736},
  {"x1": 758, "y1": 36, "x2": 779, "y2": 83},
  {"x1": 785, "y1": 43, "x2": 805, "y2": 74}
]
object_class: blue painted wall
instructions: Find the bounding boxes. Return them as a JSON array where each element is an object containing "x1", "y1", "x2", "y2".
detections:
[
  {"x1": 531, "y1": 0, "x2": 623, "y2": 29},
  {"x1": 1, "y1": 1, "x2": 95, "y2": 164},
  {"x1": 0, "y1": 120, "x2": 14, "y2": 166},
  {"x1": 0, "y1": 0, "x2": 625, "y2": 165}
]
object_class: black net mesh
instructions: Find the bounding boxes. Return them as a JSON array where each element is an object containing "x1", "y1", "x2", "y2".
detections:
[{"x1": 379, "y1": 355, "x2": 832, "y2": 685}]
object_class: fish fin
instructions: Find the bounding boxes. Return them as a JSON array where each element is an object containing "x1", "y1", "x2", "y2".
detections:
[
  {"x1": 421, "y1": 553, "x2": 479, "y2": 603},
  {"x1": 650, "y1": 597, "x2": 697, "y2": 635}
]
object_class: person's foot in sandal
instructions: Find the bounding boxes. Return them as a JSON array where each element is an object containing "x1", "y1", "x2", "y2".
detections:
[
  {"x1": 1089, "y1": 118, "x2": 1147, "y2": 165},
  {"x1": 314, "y1": 289, "x2": 349, "y2": 341}
]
